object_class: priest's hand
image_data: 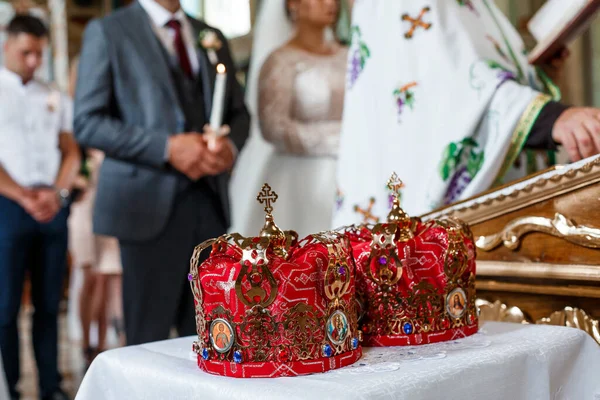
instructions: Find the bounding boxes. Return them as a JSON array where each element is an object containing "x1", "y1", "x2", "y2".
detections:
[
  {"x1": 552, "y1": 107, "x2": 600, "y2": 161},
  {"x1": 541, "y1": 47, "x2": 569, "y2": 83}
]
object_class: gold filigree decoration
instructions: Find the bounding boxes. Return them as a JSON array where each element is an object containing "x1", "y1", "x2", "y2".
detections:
[
  {"x1": 387, "y1": 172, "x2": 404, "y2": 197},
  {"x1": 475, "y1": 299, "x2": 530, "y2": 324},
  {"x1": 476, "y1": 300, "x2": 600, "y2": 345},
  {"x1": 537, "y1": 307, "x2": 600, "y2": 345},
  {"x1": 189, "y1": 238, "x2": 218, "y2": 342},
  {"x1": 476, "y1": 213, "x2": 600, "y2": 251},
  {"x1": 386, "y1": 172, "x2": 413, "y2": 241},
  {"x1": 257, "y1": 183, "x2": 278, "y2": 214},
  {"x1": 235, "y1": 238, "x2": 279, "y2": 308},
  {"x1": 282, "y1": 303, "x2": 324, "y2": 360},
  {"x1": 367, "y1": 224, "x2": 403, "y2": 286},
  {"x1": 441, "y1": 219, "x2": 470, "y2": 282},
  {"x1": 257, "y1": 183, "x2": 288, "y2": 256},
  {"x1": 313, "y1": 232, "x2": 353, "y2": 303}
]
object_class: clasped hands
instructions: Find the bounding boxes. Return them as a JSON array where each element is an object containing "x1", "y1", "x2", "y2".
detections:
[
  {"x1": 19, "y1": 187, "x2": 60, "y2": 224},
  {"x1": 168, "y1": 124, "x2": 234, "y2": 181}
]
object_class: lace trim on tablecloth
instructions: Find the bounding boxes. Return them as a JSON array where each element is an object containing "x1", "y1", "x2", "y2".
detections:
[{"x1": 328, "y1": 331, "x2": 491, "y2": 375}]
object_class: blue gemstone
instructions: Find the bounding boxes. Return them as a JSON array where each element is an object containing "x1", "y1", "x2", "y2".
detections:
[
  {"x1": 351, "y1": 337, "x2": 359, "y2": 349},
  {"x1": 233, "y1": 350, "x2": 243, "y2": 363},
  {"x1": 323, "y1": 344, "x2": 333, "y2": 358},
  {"x1": 403, "y1": 322, "x2": 413, "y2": 335},
  {"x1": 201, "y1": 348, "x2": 209, "y2": 360}
]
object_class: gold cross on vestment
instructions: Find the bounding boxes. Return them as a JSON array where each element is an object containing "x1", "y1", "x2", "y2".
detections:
[
  {"x1": 402, "y1": 6, "x2": 432, "y2": 39},
  {"x1": 257, "y1": 183, "x2": 278, "y2": 214},
  {"x1": 354, "y1": 197, "x2": 379, "y2": 224}
]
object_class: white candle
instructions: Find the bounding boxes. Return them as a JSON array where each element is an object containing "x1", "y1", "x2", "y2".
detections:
[{"x1": 209, "y1": 63, "x2": 227, "y2": 134}]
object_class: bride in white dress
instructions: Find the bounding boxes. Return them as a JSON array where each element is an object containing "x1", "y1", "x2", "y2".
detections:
[{"x1": 229, "y1": 0, "x2": 347, "y2": 238}]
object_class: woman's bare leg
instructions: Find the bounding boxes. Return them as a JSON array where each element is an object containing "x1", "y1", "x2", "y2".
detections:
[{"x1": 78, "y1": 265, "x2": 96, "y2": 351}]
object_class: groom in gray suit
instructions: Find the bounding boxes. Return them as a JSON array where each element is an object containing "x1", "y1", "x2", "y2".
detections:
[{"x1": 74, "y1": 0, "x2": 249, "y2": 344}]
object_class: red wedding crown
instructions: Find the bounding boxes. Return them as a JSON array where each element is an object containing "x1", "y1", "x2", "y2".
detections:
[
  {"x1": 188, "y1": 184, "x2": 362, "y2": 378},
  {"x1": 341, "y1": 173, "x2": 478, "y2": 346}
]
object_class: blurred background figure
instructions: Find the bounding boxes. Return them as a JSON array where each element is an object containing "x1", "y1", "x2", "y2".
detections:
[
  {"x1": 74, "y1": 0, "x2": 249, "y2": 345},
  {"x1": 67, "y1": 56, "x2": 124, "y2": 371},
  {"x1": 230, "y1": 0, "x2": 349, "y2": 237},
  {"x1": 0, "y1": 15, "x2": 79, "y2": 400},
  {"x1": 333, "y1": 0, "x2": 600, "y2": 227}
]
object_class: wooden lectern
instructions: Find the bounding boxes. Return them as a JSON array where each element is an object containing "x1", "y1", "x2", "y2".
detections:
[{"x1": 423, "y1": 155, "x2": 600, "y2": 344}]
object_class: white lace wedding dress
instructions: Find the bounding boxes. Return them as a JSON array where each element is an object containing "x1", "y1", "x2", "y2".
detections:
[{"x1": 241, "y1": 45, "x2": 347, "y2": 237}]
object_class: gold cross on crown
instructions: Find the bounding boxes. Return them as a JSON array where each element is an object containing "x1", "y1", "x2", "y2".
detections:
[
  {"x1": 387, "y1": 172, "x2": 404, "y2": 197},
  {"x1": 257, "y1": 183, "x2": 278, "y2": 214}
]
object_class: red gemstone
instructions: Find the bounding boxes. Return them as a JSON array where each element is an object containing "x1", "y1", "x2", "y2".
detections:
[
  {"x1": 441, "y1": 318, "x2": 450, "y2": 329},
  {"x1": 253, "y1": 295, "x2": 261, "y2": 303},
  {"x1": 468, "y1": 313, "x2": 476, "y2": 324},
  {"x1": 278, "y1": 349, "x2": 290, "y2": 362}
]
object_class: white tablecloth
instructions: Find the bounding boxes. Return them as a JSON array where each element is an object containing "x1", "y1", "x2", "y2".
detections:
[{"x1": 76, "y1": 322, "x2": 600, "y2": 400}]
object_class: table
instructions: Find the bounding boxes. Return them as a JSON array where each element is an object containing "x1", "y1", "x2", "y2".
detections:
[{"x1": 76, "y1": 322, "x2": 600, "y2": 400}]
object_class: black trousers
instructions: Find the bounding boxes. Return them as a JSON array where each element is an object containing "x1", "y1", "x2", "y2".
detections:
[{"x1": 119, "y1": 185, "x2": 226, "y2": 345}]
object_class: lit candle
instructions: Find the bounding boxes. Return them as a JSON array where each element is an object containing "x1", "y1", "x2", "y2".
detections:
[{"x1": 210, "y1": 63, "x2": 227, "y2": 134}]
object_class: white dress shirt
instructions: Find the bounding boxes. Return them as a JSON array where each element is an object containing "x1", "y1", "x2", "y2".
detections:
[
  {"x1": 138, "y1": 0, "x2": 238, "y2": 159},
  {"x1": 138, "y1": 0, "x2": 200, "y2": 76},
  {"x1": 0, "y1": 67, "x2": 73, "y2": 188}
]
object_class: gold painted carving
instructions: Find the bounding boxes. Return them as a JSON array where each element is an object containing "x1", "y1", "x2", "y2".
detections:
[
  {"x1": 476, "y1": 299, "x2": 600, "y2": 345},
  {"x1": 475, "y1": 299, "x2": 529, "y2": 324},
  {"x1": 537, "y1": 307, "x2": 600, "y2": 345},
  {"x1": 476, "y1": 213, "x2": 600, "y2": 251}
]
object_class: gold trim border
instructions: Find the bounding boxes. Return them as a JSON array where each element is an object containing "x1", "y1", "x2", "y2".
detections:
[
  {"x1": 477, "y1": 280, "x2": 600, "y2": 299},
  {"x1": 493, "y1": 93, "x2": 552, "y2": 186},
  {"x1": 423, "y1": 156, "x2": 600, "y2": 225},
  {"x1": 477, "y1": 260, "x2": 600, "y2": 282},
  {"x1": 475, "y1": 213, "x2": 600, "y2": 251}
]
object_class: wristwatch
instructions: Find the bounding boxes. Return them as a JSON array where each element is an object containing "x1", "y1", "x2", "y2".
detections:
[{"x1": 56, "y1": 188, "x2": 71, "y2": 207}]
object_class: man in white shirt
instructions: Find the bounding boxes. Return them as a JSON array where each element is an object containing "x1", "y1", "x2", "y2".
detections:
[{"x1": 0, "y1": 15, "x2": 79, "y2": 400}]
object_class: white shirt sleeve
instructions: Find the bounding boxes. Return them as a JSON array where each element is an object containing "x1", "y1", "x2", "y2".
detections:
[{"x1": 60, "y1": 93, "x2": 74, "y2": 134}]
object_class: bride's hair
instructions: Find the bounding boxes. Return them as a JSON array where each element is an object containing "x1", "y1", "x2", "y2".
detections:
[
  {"x1": 284, "y1": 0, "x2": 342, "y2": 25},
  {"x1": 284, "y1": 0, "x2": 344, "y2": 43}
]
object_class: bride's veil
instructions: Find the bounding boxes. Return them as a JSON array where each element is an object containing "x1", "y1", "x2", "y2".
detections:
[{"x1": 228, "y1": 0, "x2": 294, "y2": 235}]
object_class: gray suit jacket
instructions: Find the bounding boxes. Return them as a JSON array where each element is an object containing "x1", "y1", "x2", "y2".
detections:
[{"x1": 74, "y1": 2, "x2": 249, "y2": 242}]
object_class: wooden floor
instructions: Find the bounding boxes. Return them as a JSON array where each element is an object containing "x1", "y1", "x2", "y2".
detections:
[{"x1": 17, "y1": 306, "x2": 84, "y2": 400}]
